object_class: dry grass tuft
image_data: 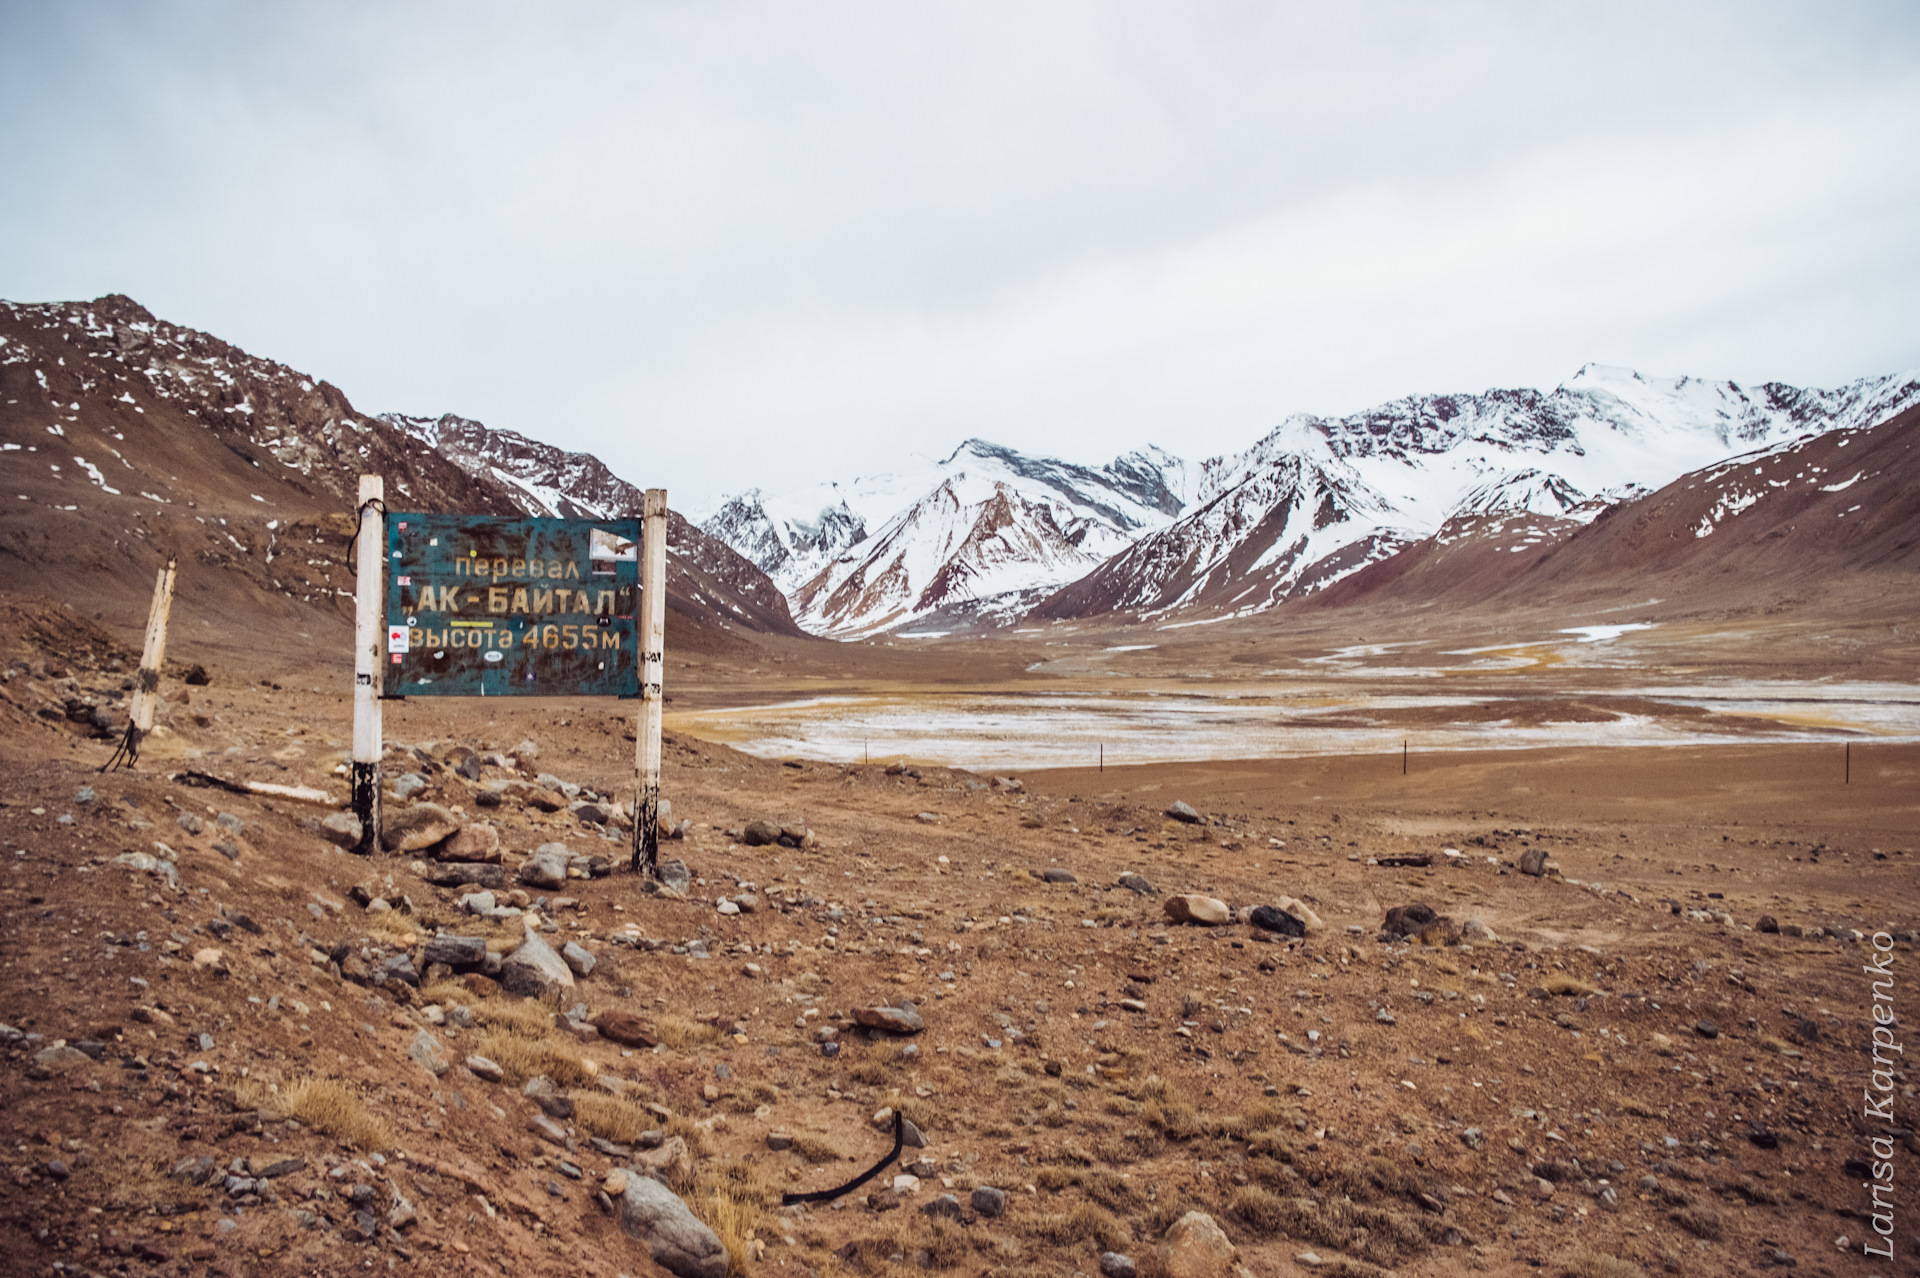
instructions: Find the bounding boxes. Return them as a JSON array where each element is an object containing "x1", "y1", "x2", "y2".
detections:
[
  {"x1": 1619, "y1": 1097, "x2": 1660, "y2": 1118},
  {"x1": 419, "y1": 979, "x2": 477, "y2": 1007},
  {"x1": 360, "y1": 910, "x2": 421, "y2": 946},
  {"x1": 573, "y1": 1093, "x2": 663, "y2": 1145},
  {"x1": 258, "y1": 1076, "x2": 393, "y2": 1150},
  {"x1": 690, "y1": 1158, "x2": 779, "y2": 1276},
  {"x1": 472, "y1": 1028, "x2": 594, "y2": 1088},
  {"x1": 787, "y1": 1133, "x2": 846, "y2": 1165},
  {"x1": 477, "y1": 999, "x2": 557, "y2": 1039},
  {"x1": 1559, "y1": 1251, "x2": 1647, "y2": 1278},
  {"x1": 1542, "y1": 974, "x2": 1598, "y2": 997},
  {"x1": 1019, "y1": 1200, "x2": 1130, "y2": 1253},
  {"x1": 654, "y1": 1014, "x2": 724, "y2": 1050}
]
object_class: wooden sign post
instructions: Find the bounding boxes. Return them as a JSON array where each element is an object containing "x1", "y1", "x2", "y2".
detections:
[
  {"x1": 632, "y1": 488, "x2": 668, "y2": 877},
  {"x1": 103, "y1": 555, "x2": 177, "y2": 771},
  {"x1": 350, "y1": 475, "x2": 386, "y2": 855}
]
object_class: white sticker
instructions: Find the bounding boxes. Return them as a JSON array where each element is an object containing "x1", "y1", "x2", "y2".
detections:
[
  {"x1": 386, "y1": 625, "x2": 409, "y2": 654},
  {"x1": 483, "y1": 650, "x2": 504, "y2": 663}
]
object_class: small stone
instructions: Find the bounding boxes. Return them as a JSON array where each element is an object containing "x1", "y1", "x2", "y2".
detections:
[
  {"x1": 382, "y1": 802, "x2": 459, "y2": 853},
  {"x1": 176, "y1": 811, "x2": 204, "y2": 835},
  {"x1": 465, "y1": 1055, "x2": 504, "y2": 1082},
  {"x1": 437, "y1": 823, "x2": 502, "y2": 863},
  {"x1": 518, "y1": 842, "x2": 572, "y2": 890},
  {"x1": 766, "y1": 1131, "x2": 793, "y2": 1151},
  {"x1": 528, "y1": 1114, "x2": 570, "y2": 1147},
  {"x1": 1382, "y1": 903, "x2": 1439, "y2": 937},
  {"x1": 319, "y1": 812, "x2": 363, "y2": 849},
  {"x1": 1529, "y1": 1176, "x2": 1555, "y2": 1200},
  {"x1": 561, "y1": 941, "x2": 597, "y2": 977},
  {"x1": 1163, "y1": 895, "x2": 1231, "y2": 926},
  {"x1": 31, "y1": 1044, "x2": 91, "y2": 1071},
  {"x1": 970, "y1": 1185, "x2": 1006, "y2": 1217},
  {"x1": 1376, "y1": 1008, "x2": 1396, "y2": 1025},
  {"x1": 1040, "y1": 867, "x2": 1077, "y2": 884},
  {"x1": 1165, "y1": 801, "x2": 1202, "y2": 824},
  {"x1": 1100, "y1": 1253, "x2": 1139, "y2": 1278},
  {"x1": 1117, "y1": 872, "x2": 1156, "y2": 896},
  {"x1": 855, "y1": 1003, "x2": 925, "y2": 1035},
  {"x1": 618, "y1": 1173, "x2": 728, "y2": 1278},
  {"x1": 1694, "y1": 1020, "x2": 1719, "y2": 1039},
  {"x1": 409, "y1": 1030, "x2": 450, "y2": 1077},
  {"x1": 656, "y1": 858, "x2": 693, "y2": 895},
  {"x1": 716, "y1": 900, "x2": 740, "y2": 916},
  {"x1": 1249, "y1": 904, "x2": 1306, "y2": 937},
  {"x1": 1519, "y1": 848, "x2": 1549, "y2": 877},
  {"x1": 741, "y1": 820, "x2": 781, "y2": 846},
  {"x1": 593, "y1": 1010, "x2": 659, "y2": 1047},
  {"x1": 1461, "y1": 1127, "x2": 1486, "y2": 1151},
  {"x1": 1158, "y1": 1210, "x2": 1237, "y2": 1278},
  {"x1": 422, "y1": 935, "x2": 488, "y2": 969},
  {"x1": 499, "y1": 928, "x2": 577, "y2": 1000}
]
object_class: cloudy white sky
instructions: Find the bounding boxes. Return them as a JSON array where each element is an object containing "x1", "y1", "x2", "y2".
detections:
[{"x1": 3, "y1": 2, "x2": 1917, "y2": 509}]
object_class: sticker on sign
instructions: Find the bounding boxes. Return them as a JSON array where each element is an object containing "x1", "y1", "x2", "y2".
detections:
[{"x1": 387, "y1": 625, "x2": 409, "y2": 654}]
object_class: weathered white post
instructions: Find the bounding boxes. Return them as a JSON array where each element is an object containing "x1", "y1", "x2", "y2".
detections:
[
  {"x1": 350, "y1": 475, "x2": 385, "y2": 855},
  {"x1": 632, "y1": 487, "x2": 668, "y2": 876},
  {"x1": 106, "y1": 555, "x2": 177, "y2": 770}
]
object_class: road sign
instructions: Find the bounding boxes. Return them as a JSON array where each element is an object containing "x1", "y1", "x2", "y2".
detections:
[{"x1": 381, "y1": 513, "x2": 641, "y2": 697}]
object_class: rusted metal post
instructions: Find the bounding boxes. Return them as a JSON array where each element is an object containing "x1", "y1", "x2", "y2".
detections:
[
  {"x1": 105, "y1": 556, "x2": 177, "y2": 770},
  {"x1": 632, "y1": 488, "x2": 668, "y2": 876},
  {"x1": 350, "y1": 475, "x2": 385, "y2": 855}
]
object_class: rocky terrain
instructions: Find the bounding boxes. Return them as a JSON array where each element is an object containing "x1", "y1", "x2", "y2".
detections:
[
  {"x1": 1, "y1": 293, "x2": 1916, "y2": 1278},
  {"x1": 0, "y1": 601, "x2": 1916, "y2": 1278}
]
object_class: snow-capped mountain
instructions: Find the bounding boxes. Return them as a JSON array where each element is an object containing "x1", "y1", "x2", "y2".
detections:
[
  {"x1": 1033, "y1": 365, "x2": 1920, "y2": 622},
  {"x1": 707, "y1": 439, "x2": 1188, "y2": 637}
]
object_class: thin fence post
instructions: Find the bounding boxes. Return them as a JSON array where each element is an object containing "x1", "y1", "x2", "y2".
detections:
[
  {"x1": 105, "y1": 556, "x2": 176, "y2": 771},
  {"x1": 632, "y1": 488, "x2": 668, "y2": 877},
  {"x1": 350, "y1": 475, "x2": 385, "y2": 856}
]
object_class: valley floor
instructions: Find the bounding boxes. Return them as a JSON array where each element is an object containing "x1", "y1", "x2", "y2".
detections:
[{"x1": 0, "y1": 606, "x2": 1915, "y2": 1278}]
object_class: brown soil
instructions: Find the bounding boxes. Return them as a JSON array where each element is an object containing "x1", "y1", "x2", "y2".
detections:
[{"x1": 1, "y1": 602, "x2": 1915, "y2": 1278}]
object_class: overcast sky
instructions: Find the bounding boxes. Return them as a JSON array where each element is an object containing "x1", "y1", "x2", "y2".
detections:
[{"x1": 4, "y1": 2, "x2": 1917, "y2": 511}]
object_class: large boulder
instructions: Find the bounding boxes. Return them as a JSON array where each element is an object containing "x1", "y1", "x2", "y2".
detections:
[
  {"x1": 436, "y1": 823, "x2": 501, "y2": 863},
  {"x1": 1157, "y1": 1211, "x2": 1239, "y2": 1278},
  {"x1": 518, "y1": 843, "x2": 571, "y2": 890},
  {"x1": 1164, "y1": 895, "x2": 1231, "y2": 926},
  {"x1": 655, "y1": 858, "x2": 692, "y2": 895},
  {"x1": 382, "y1": 803, "x2": 460, "y2": 853},
  {"x1": 499, "y1": 929, "x2": 575, "y2": 1000},
  {"x1": 617, "y1": 1173, "x2": 727, "y2": 1278}
]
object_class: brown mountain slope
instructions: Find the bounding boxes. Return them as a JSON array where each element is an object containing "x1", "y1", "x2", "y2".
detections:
[
  {"x1": 1313, "y1": 402, "x2": 1920, "y2": 616},
  {"x1": 0, "y1": 295, "x2": 802, "y2": 658}
]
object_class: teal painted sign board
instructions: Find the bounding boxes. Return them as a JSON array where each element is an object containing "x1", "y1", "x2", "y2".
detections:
[{"x1": 382, "y1": 513, "x2": 641, "y2": 697}]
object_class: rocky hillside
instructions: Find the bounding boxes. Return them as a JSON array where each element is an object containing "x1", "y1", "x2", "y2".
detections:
[
  {"x1": 0, "y1": 295, "x2": 802, "y2": 650},
  {"x1": 1312, "y1": 398, "x2": 1920, "y2": 614},
  {"x1": 1032, "y1": 365, "x2": 1920, "y2": 623}
]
